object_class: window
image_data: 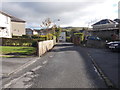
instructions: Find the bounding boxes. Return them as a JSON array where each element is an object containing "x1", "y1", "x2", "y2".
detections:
[{"x1": 0, "y1": 27, "x2": 6, "y2": 29}]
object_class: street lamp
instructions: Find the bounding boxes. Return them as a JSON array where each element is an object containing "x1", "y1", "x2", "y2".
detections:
[{"x1": 52, "y1": 19, "x2": 60, "y2": 35}]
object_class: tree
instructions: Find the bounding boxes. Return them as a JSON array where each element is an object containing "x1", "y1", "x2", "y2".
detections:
[
  {"x1": 40, "y1": 18, "x2": 52, "y2": 30},
  {"x1": 40, "y1": 18, "x2": 61, "y2": 41},
  {"x1": 40, "y1": 18, "x2": 52, "y2": 40},
  {"x1": 55, "y1": 26, "x2": 61, "y2": 42}
]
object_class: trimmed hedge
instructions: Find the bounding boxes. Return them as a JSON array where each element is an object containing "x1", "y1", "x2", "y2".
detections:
[
  {"x1": 66, "y1": 37, "x2": 71, "y2": 42},
  {"x1": 2, "y1": 38, "x2": 41, "y2": 47},
  {"x1": 1, "y1": 33, "x2": 55, "y2": 47}
]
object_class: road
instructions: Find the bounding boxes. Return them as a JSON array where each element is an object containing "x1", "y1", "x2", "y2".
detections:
[
  {"x1": 31, "y1": 43, "x2": 106, "y2": 88},
  {"x1": 3, "y1": 42, "x2": 117, "y2": 88},
  {"x1": 83, "y1": 47, "x2": 119, "y2": 88}
]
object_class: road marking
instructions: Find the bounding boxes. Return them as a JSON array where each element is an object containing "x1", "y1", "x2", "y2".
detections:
[
  {"x1": 42, "y1": 60, "x2": 48, "y2": 65},
  {"x1": 31, "y1": 66, "x2": 42, "y2": 72},
  {"x1": 24, "y1": 83, "x2": 33, "y2": 88},
  {"x1": 6, "y1": 57, "x2": 40, "y2": 77},
  {"x1": 3, "y1": 70, "x2": 39, "y2": 89},
  {"x1": 3, "y1": 73, "x2": 26, "y2": 88},
  {"x1": 49, "y1": 56, "x2": 53, "y2": 58}
]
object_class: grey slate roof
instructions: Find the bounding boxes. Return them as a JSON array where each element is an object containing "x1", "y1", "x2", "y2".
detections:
[
  {"x1": 114, "y1": 19, "x2": 120, "y2": 23},
  {"x1": 0, "y1": 11, "x2": 26, "y2": 23},
  {"x1": 92, "y1": 19, "x2": 116, "y2": 26},
  {"x1": 11, "y1": 16, "x2": 25, "y2": 23}
]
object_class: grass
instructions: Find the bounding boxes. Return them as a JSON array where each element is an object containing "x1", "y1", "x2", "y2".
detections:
[{"x1": 0, "y1": 46, "x2": 36, "y2": 56}]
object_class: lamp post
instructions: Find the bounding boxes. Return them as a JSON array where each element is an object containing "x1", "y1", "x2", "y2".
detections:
[
  {"x1": 52, "y1": 19, "x2": 60, "y2": 42},
  {"x1": 52, "y1": 19, "x2": 60, "y2": 35}
]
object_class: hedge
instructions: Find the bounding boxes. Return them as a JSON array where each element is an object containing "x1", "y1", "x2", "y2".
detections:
[
  {"x1": 1, "y1": 33, "x2": 55, "y2": 47},
  {"x1": 2, "y1": 38, "x2": 42, "y2": 47}
]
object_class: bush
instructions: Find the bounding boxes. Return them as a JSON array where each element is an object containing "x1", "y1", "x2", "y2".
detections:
[
  {"x1": 66, "y1": 37, "x2": 71, "y2": 42},
  {"x1": 31, "y1": 41, "x2": 38, "y2": 47},
  {"x1": 22, "y1": 35, "x2": 31, "y2": 38}
]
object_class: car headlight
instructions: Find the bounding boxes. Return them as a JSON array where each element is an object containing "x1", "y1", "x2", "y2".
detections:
[{"x1": 113, "y1": 44, "x2": 118, "y2": 46}]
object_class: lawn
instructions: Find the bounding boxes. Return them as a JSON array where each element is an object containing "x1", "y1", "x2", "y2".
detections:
[{"x1": 0, "y1": 46, "x2": 36, "y2": 56}]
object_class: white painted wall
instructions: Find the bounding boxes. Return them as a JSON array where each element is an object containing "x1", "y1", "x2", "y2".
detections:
[
  {"x1": 59, "y1": 32, "x2": 66, "y2": 42},
  {"x1": 33, "y1": 30, "x2": 38, "y2": 35},
  {"x1": 93, "y1": 23, "x2": 116, "y2": 30},
  {"x1": 38, "y1": 39, "x2": 56, "y2": 57},
  {"x1": 0, "y1": 13, "x2": 12, "y2": 38}
]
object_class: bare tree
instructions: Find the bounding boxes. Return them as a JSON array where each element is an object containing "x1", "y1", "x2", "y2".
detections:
[{"x1": 40, "y1": 18, "x2": 52, "y2": 30}]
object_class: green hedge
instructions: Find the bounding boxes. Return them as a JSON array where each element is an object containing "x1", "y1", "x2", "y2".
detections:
[
  {"x1": 2, "y1": 38, "x2": 41, "y2": 47},
  {"x1": 66, "y1": 37, "x2": 71, "y2": 42}
]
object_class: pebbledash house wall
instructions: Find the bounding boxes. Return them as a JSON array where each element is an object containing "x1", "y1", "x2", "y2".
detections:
[
  {"x1": 91, "y1": 29, "x2": 119, "y2": 39},
  {"x1": 0, "y1": 13, "x2": 12, "y2": 38},
  {"x1": 11, "y1": 21, "x2": 26, "y2": 36},
  {"x1": 91, "y1": 23, "x2": 119, "y2": 40}
]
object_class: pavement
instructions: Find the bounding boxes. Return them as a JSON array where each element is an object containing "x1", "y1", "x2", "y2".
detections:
[{"x1": 1, "y1": 57, "x2": 40, "y2": 78}]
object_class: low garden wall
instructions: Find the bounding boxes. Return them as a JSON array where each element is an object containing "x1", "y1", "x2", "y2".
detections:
[
  {"x1": 86, "y1": 40, "x2": 106, "y2": 48},
  {"x1": 37, "y1": 39, "x2": 56, "y2": 57}
]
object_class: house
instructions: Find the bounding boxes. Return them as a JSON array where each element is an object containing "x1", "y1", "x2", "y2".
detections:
[
  {"x1": 59, "y1": 32, "x2": 66, "y2": 42},
  {"x1": 91, "y1": 19, "x2": 119, "y2": 40},
  {"x1": 26, "y1": 28, "x2": 33, "y2": 35},
  {"x1": 11, "y1": 16, "x2": 26, "y2": 36},
  {"x1": 40, "y1": 28, "x2": 54, "y2": 35},
  {"x1": 33, "y1": 29, "x2": 41, "y2": 35},
  {"x1": 0, "y1": 11, "x2": 12, "y2": 38},
  {"x1": 0, "y1": 11, "x2": 26, "y2": 38},
  {"x1": 92, "y1": 19, "x2": 117, "y2": 30}
]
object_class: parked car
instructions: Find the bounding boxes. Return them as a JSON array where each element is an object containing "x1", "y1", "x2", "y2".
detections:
[
  {"x1": 106, "y1": 41, "x2": 120, "y2": 51},
  {"x1": 87, "y1": 36, "x2": 101, "y2": 41}
]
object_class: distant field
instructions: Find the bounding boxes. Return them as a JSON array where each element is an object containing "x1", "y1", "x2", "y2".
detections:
[{"x1": 0, "y1": 46, "x2": 36, "y2": 56}]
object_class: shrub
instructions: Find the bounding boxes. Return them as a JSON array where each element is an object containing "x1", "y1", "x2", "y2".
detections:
[
  {"x1": 66, "y1": 37, "x2": 71, "y2": 42},
  {"x1": 31, "y1": 41, "x2": 38, "y2": 47},
  {"x1": 22, "y1": 35, "x2": 31, "y2": 38}
]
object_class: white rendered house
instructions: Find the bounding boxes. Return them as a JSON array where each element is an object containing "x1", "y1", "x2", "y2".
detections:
[{"x1": 0, "y1": 11, "x2": 12, "y2": 38}]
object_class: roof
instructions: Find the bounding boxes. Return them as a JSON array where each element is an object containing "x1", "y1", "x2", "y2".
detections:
[
  {"x1": 0, "y1": 11, "x2": 11, "y2": 17},
  {"x1": 114, "y1": 19, "x2": 120, "y2": 23},
  {"x1": 92, "y1": 19, "x2": 116, "y2": 26},
  {"x1": 26, "y1": 28, "x2": 33, "y2": 30},
  {"x1": 11, "y1": 16, "x2": 25, "y2": 23},
  {"x1": 0, "y1": 11, "x2": 26, "y2": 23}
]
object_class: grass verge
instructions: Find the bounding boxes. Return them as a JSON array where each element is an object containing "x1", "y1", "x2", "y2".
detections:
[{"x1": 0, "y1": 46, "x2": 36, "y2": 57}]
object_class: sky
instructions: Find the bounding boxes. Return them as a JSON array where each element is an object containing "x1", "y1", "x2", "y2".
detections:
[{"x1": 1, "y1": 0, "x2": 120, "y2": 29}]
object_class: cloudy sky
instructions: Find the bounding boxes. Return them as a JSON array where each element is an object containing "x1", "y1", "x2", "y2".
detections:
[{"x1": 1, "y1": 0, "x2": 120, "y2": 29}]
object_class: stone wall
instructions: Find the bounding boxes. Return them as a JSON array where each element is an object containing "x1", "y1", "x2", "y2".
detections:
[{"x1": 86, "y1": 40, "x2": 106, "y2": 48}]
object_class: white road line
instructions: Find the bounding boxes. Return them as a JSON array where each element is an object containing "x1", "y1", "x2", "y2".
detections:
[
  {"x1": 3, "y1": 63, "x2": 42, "y2": 89},
  {"x1": 25, "y1": 83, "x2": 33, "y2": 88},
  {"x1": 7, "y1": 58, "x2": 40, "y2": 76},
  {"x1": 31, "y1": 66, "x2": 42, "y2": 72},
  {"x1": 42, "y1": 60, "x2": 48, "y2": 65},
  {"x1": 49, "y1": 56, "x2": 53, "y2": 58},
  {"x1": 3, "y1": 73, "x2": 26, "y2": 88}
]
